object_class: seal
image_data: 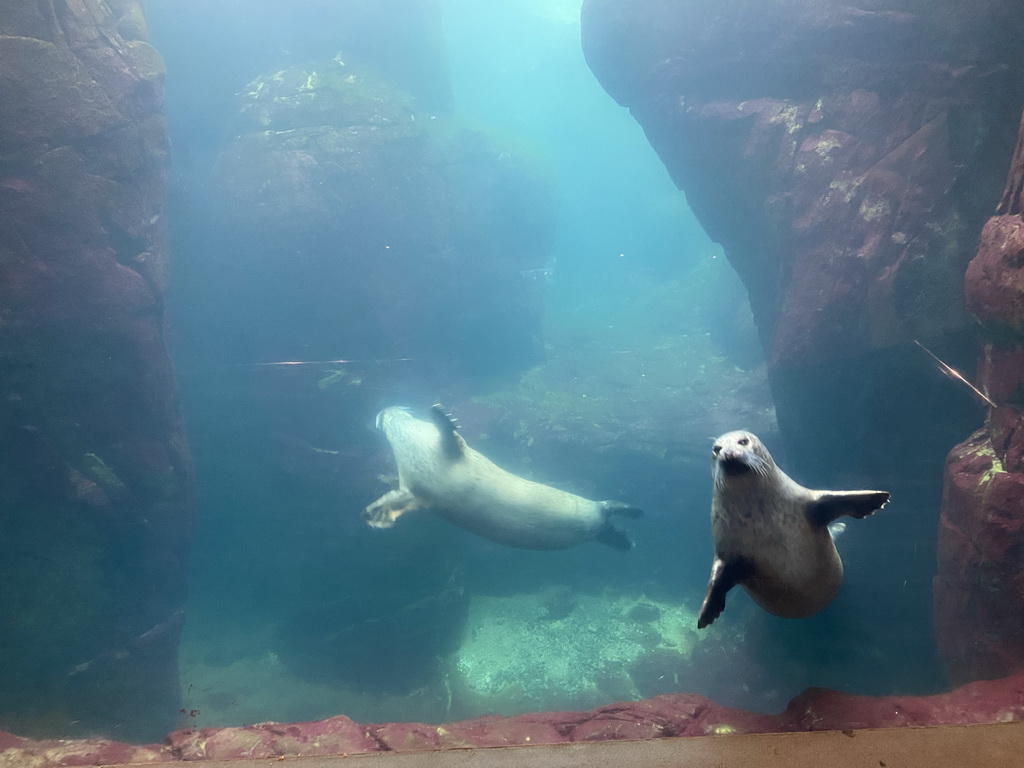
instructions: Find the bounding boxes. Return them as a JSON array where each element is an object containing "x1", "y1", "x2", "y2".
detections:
[
  {"x1": 364, "y1": 405, "x2": 642, "y2": 551},
  {"x1": 697, "y1": 430, "x2": 889, "y2": 628}
]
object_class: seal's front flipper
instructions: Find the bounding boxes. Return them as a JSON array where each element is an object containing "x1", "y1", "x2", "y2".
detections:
[
  {"x1": 430, "y1": 404, "x2": 466, "y2": 461},
  {"x1": 698, "y1": 557, "x2": 753, "y2": 629},
  {"x1": 363, "y1": 488, "x2": 423, "y2": 529},
  {"x1": 808, "y1": 490, "x2": 890, "y2": 526}
]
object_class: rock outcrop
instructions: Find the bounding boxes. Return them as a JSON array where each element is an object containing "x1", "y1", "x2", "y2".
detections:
[
  {"x1": 203, "y1": 56, "x2": 551, "y2": 377},
  {"x1": 580, "y1": 0, "x2": 1024, "y2": 481},
  {"x1": 935, "y1": 109, "x2": 1024, "y2": 685},
  {"x1": 3, "y1": 672, "x2": 1022, "y2": 765},
  {"x1": 0, "y1": 0, "x2": 193, "y2": 742}
]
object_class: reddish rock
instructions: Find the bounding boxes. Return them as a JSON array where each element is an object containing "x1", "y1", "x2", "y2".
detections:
[
  {"x1": 0, "y1": 737, "x2": 171, "y2": 767},
  {"x1": 436, "y1": 715, "x2": 568, "y2": 749},
  {"x1": 580, "y1": 0, "x2": 1024, "y2": 485},
  {"x1": 366, "y1": 722, "x2": 443, "y2": 751},
  {"x1": 0, "y1": 0, "x2": 193, "y2": 742},
  {"x1": 935, "y1": 435, "x2": 1024, "y2": 683},
  {"x1": 566, "y1": 695, "x2": 773, "y2": 740},
  {"x1": 5, "y1": 674, "x2": 1023, "y2": 764},
  {"x1": 167, "y1": 716, "x2": 377, "y2": 760},
  {"x1": 782, "y1": 673, "x2": 1024, "y2": 731},
  {"x1": 937, "y1": 109, "x2": 1024, "y2": 686},
  {"x1": 966, "y1": 216, "x2": 1024, "y2": 336}
]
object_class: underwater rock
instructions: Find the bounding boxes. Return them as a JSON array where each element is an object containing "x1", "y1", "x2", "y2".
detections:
[
  {"x1": 935, "y1": 108, "x2": 1024, "y2": 686},
  {"x1": 166, "y1": 715, "x2": 376, "y2": 760},
  {"x1": 371, "y1": 714, "x2": 570, "y2": 750},
  {"x1": 171, "y1": 669, "x2": 1024, "y2": 741},
  {"x1": 540, "y1": 585, "x2": 580, "y2": 621},
  {"x1": 0, "y1": 735, "x2": 172, "y2": 767},
  {"x1": 278, "y1": 573, "x2": 468, "y2": 694},
  {"x1": 7, "y1": 671, "x2": 1022, "y2": 763},
  {"x1": 0, "y1": 0, "x2": 193, "y2": 742},
  {"x1": 580, "y1": 0, "x2": 1024, "y2": 483},
  {"x1": 202, "y1": 55, "x2": 553, "y2": 379}
]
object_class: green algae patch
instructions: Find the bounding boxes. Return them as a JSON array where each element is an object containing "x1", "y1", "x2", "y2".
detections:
[
  {"x1": 81, "y1": 452, "x2": 126, "y2": 493},
  {"x1": 317, "y1": 369, "x2": 364, "y2": 390},
  {"x1": 968, "y1": 440, "x2": 1005, "y2": 486}
]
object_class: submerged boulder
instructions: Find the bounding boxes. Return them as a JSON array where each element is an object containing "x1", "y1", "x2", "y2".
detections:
[
  {"x1": 935, "y1": 109, "x2": 1024, "y2": 685},
  {"x1": 0, "y1": 0, "x2": 193, "y2": 742},
  {"x1": 203, "y1": 56, "x2": 553, "y2": 376}
]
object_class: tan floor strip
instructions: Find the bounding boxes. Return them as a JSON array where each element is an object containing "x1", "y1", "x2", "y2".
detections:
[{"x1": 104, "y1": 721, "x2": 1024, "y2": 768}]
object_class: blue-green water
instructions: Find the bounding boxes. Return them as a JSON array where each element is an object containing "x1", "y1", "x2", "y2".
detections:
[{"x1": 132, "y1": 0, "x2": 942, "y2": 733}]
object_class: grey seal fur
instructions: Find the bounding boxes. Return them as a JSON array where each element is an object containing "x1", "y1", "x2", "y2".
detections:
[
  {"x1": 364, "y1": 405, "x2": 642, "y2": 551},
  {"x1": 698, "y1": 430, "x2": 889, "y2": 629}
]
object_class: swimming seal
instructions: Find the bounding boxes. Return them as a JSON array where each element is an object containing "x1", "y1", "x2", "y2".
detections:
[
  {"x1": 698, "y1": 430, "x2": 889, "y2": 628},
  {"x1": 364, "y1": 405, "x2": 643, "y2": 551}
]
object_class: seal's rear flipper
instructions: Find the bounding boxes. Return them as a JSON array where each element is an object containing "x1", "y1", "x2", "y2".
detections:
[
  {"x1": 364, "y1": 488, "x2": 423, "y2": 529},
  {"x1": 601, "y1": 501, "x2": 643, "y2": 519},
  {"x1": 596, "y1": 522, "x2": 633, "y2": 551},
  {"x1": 808, "y1": 490, "x2": 890, "y2": 526},
  {"x1": 698, "y1": 556, "x2": 754, "y2": 629},
  {"x1": 596, "y1": 502, "x2": 642, "y2": 550},
  {"x1": 430, "y1": 404, "x2": 466, "y2": 461}
]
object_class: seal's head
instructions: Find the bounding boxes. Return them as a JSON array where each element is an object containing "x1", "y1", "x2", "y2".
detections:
[
  {"x1": 375, "y1": 405, "x2": 412, "y2": 432},
  {"x1": 712, "y1": 430, "x2": 775, "y2": 488}
]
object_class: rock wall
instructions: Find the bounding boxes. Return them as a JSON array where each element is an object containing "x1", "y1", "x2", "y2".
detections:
[
  {"x1": 935, "y1": 109, "x2": 1024, "y2": 685},
  {"x1": 580, "y1": 0, "x2": 1024, "y2": 482},
  {"x1": 0, "y1": 0, "x2": 193, "y2": 741}
]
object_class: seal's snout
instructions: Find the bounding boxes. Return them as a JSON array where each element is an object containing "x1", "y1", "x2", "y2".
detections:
[
  {"x1": 718, "y1": 455, "x2": 752, "y2": 475},
  {"x1": 712, "y1": 431, "x2": 760, "y2": 477}
]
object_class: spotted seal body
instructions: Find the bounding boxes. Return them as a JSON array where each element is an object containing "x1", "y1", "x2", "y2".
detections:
[
  {"x1": 364, "y1": 405, "x2": 642, "y2": 551},
  {"x1": 698, "y1": 430, "x2": 889, "y2": 628}
]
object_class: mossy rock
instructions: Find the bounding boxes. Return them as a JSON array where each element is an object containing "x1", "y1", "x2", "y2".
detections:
[
  {"x1": 114, "y1": 1, "x2": 149, "y2": 42},
  {"x1": 126, "y1": 40, "x2": 165, "y2": 82},
  {"x1": 234, "y1": 58, "x2": 416, "y2": 134},
  {"x1": 0, "y1": 36, "x2": 119, "y2": 148}
]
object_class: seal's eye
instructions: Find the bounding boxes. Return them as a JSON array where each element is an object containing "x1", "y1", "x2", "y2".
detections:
[
  {"x1": 738, "y1": 437, "x2": 749, "y2": 446},
  {"x1": 712, "y1": 445, "x2": 721, "y2": 455}
]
